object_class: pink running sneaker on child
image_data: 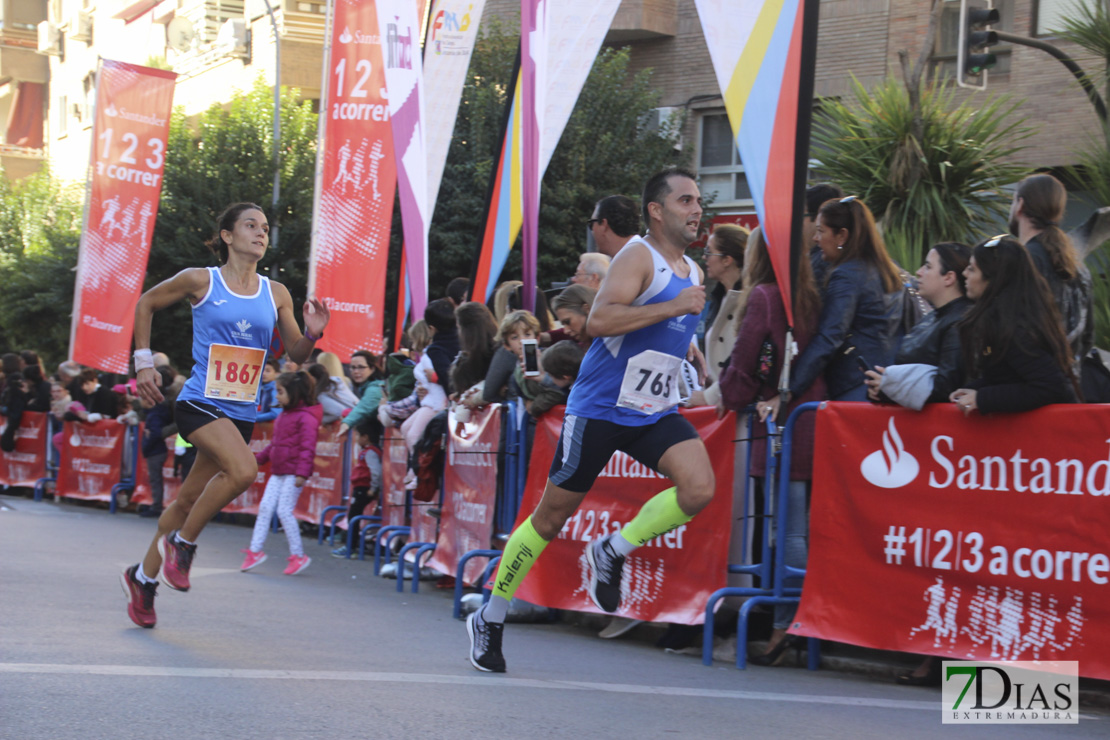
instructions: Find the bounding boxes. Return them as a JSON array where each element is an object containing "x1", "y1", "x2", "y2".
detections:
[
  {"x1": 240, "y1": 550, "x2": 267, "y2": 571},
  {"x1": 158, "y1": 530, "x2": 197, "y2": 591},
  {"x1": 284, "y1": 554, "x2": 311, "y2": 575}
]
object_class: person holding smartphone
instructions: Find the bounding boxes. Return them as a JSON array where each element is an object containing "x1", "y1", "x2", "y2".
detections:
[{"x1": 466, "y1": 168, "x2": 715, "y2": 672}]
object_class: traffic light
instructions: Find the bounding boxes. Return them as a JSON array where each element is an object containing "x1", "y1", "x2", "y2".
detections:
[{"x1": 957, "y1": 0, "x2": 1000, "y2": 90}]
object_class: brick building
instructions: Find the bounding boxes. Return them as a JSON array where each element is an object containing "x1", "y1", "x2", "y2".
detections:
[{"x1": 11, "y1": 0, "x2": 1107, "y2": 218}]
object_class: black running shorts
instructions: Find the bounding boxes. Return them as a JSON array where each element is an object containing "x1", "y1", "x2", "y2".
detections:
[
  {"x1": 547, "y1": 413, "x2": 700, "y2": 494},
  {"x1": 174, "y1": 399, "x2": 254, "y2": 445}
]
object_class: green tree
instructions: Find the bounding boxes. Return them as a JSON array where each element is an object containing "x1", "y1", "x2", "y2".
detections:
[
  {"x1": 812, "y1": 74, "x2": 1032, "y2": 270},
  {"x1": 149, "y1": 78, "x2": 318, "y2": 367},
  {"x1": 0, "y1": 169, "x2": 84, "y2": 363}
]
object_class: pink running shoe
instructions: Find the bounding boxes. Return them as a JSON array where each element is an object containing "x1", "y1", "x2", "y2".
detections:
[
  {"x1": 157, "y1": 530, "x2": 196, "y2": 591},
  {"x1": 240, "y1": 550, "x2": 267, "y2": 571},
  {"x1": 284, "y1": 554, "x2": 311, "y2": 575},
  {"x1": 120, "y1": 564, "x2": 158, "y2": 628}
]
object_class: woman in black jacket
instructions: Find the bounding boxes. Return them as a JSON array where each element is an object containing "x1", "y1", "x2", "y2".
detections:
[
  {"x1": 950, "y1": 236, "x2": 1078, "y2": 415},
  {"x1": 864, "y1": 243, "x2": 973, "y2": 407},
  {"x1": 785, "y1": 196, "x2": 904, "y2": 404}
]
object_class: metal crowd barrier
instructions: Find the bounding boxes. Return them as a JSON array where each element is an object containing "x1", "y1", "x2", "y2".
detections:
[{"x1": 702, "y1": 402, "x2": 822, "y2": 670}]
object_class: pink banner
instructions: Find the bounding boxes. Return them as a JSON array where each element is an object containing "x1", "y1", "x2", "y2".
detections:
[
  {"x1": 427, "y1": 406, "x2": 499, "y2": 584},
  {"x1": 0, "y1": 412, "x2": 48, "y2": 487},
  {"x1": 381, "y1": 429, "x2": 408, "y2": 528},
  {"x1": 70, "y1": 60, "x2": 176, "y2": 373},
  {"x1": 309, "y1": 0, "x2": 396, "y2": 358},
  {"x1": 56, "y1": 420, "x2": 126, "y2": 501}
]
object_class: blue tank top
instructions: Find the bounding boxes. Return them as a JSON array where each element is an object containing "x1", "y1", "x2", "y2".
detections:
[
  {"x1": 565, "y1": 237, "x2": 701, "y2": 426},
  {"x1": 177, "y1": 267, "x2": 278, "y2": 421}
]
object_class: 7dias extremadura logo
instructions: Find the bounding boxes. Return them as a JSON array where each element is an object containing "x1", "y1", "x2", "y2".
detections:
[{"x1": 942, "y1": 661, "x2": 1078, "y2": 724}]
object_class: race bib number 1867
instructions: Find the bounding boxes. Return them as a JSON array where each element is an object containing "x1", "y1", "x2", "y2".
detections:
[{"x1": 204, "y1": 343, "x2": 266, "y2": 403}]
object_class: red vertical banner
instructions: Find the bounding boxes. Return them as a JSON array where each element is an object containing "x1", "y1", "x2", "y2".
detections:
[
  {"x1": 382, "y1": 429, "x2": 408, "y2": 527},
  {"x1": 512, "y1": 407, "x2": 734, "y2": 625},
  {"x1": 56, "y1": 420, "x2": 126, "y2": 501},
  {"x1": 0, "y1": 412, "x2": 48, "y2": 487},
  {"x1": 70, "y1": 60, "x2": 176, "y2": 373},
  {"x1": 308, "y1": 0, "x2": 397, "y2": 358},
  {"x1": 428, "y1": 406, "x2": 499, "y2": 584}
]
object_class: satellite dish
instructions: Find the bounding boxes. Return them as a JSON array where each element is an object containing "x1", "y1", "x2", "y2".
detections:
[{"x1": 167, "y1": 16, "x2": 195, "y2": 53}]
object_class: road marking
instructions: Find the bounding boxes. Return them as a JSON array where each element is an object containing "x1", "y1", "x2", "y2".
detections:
[{"x1": 0, "y1": 662, "x2": 937, "y2": 710}]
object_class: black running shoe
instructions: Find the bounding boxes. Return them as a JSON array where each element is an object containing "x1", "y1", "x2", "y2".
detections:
[
  {"x1": 466, "y1": 608, "x2": 506, "y2": 673},
  {"x1": 586, "y1": 535, "x2": 625, "y2": 613}
]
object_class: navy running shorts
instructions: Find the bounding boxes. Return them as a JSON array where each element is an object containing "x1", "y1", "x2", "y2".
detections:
[{"x1": 547, "y1": 412, "x2": 700, "y2": 494}]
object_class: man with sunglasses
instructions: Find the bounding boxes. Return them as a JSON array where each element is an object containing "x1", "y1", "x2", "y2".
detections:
[{"x1": 587, "y1": 194, "x2": 640, "y2": 258}]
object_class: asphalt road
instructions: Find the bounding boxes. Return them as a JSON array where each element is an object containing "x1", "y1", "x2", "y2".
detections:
[{"x1": 2, "y1": 493, "x2": 1107, "y2": 740}]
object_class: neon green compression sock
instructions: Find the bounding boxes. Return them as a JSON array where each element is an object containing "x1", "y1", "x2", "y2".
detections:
[
  {"x1": 615, "y1": 487, "x2": 693, "y2": 554},
  {"x1": 485, "y1": 516, "x2": 550, "y2": 622}
]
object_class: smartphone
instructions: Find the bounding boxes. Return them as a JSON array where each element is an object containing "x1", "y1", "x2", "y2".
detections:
[
  {"x1": 522, "y1": 338, "x2": 540, "y2": 377},
  {"x1": 856, "y1": 354, "x2": 871, "y2": 373}
]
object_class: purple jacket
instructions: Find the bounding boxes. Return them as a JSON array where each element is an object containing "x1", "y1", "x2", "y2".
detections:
[{"x1": 255, "y1": 403, "x2": 323, "y2": 478}]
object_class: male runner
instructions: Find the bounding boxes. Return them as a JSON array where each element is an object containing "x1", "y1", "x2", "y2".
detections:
[{"x1": 466, "y1": 167, "x2": 715, "y2": 672}]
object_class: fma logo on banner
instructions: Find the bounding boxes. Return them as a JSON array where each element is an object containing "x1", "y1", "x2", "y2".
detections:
[{"x1": 942, "y1": 661, "x2": 1078, "y2": 724}]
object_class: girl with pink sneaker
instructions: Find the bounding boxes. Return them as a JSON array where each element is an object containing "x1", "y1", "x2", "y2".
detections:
[{"x1": 241, "y1": 371, "x2": 322, "y2": 575}]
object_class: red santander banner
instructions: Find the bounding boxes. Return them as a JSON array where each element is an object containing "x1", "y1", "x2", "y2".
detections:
[
  {"x1": 308, "y1": 0, "x2": 397, "y2": 358},
  {"x1": 0, "y1": 412, "x2": 47, "y2": 487},
  {"x1": 428, "y1": 406, "x2": 499, "y2": 584},
  {"x1": 512, "y1": 407, "x2": 734, "y2": 624},
  {"x1": 56, "y1": 420, "x2": 125, "y2": 501},
  {"x1": 70, "y1": 60, "x2": 176, "y2": 373},
  {"x1": 793, "y1": 403, "x2": 1110, "y2": 680}
]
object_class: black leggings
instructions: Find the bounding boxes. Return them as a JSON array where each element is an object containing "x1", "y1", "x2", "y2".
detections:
[{"x1": 346, "y1": 486, "x2": 378, "y2": 521}]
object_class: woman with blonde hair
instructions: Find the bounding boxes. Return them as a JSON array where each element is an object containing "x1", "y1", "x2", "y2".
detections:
[{"x1": 316, "y1": 351, "x2": 351, "y2": 389}]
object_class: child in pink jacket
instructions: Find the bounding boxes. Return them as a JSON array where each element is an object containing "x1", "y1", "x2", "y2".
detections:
[{"x1": 241, "y1": 371, "x2": 323, "y2": 575}]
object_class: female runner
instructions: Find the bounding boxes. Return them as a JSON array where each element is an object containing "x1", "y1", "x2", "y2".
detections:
[{"x1": 121, "y1": 202, "x2": 329, "y2": 628}]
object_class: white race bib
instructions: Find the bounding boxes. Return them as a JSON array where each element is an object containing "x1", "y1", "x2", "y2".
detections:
[
  {"x1": 616, "y1": 350, "x2": 682, "y2": 415},
  {"x1": 204, "y1": 343, "x2": 266, "y2": 403}
]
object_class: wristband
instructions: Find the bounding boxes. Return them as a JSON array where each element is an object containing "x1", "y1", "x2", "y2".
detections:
[
  {"x1": 134, "y1": 349, "x2": 154, "y2": 371},
  {"x1": 305, "y1": 329, "x2": 323, "y2": 342}
]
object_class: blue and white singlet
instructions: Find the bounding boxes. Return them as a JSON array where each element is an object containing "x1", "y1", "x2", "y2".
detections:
[
  {"x1": 564, "y1": 237, "x2": 701, "y2": 426},
  {"x1": 176, "y1": 267, "x2": 278, "y2": 422}
]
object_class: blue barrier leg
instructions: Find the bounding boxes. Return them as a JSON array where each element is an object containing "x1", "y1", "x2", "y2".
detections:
[
  {"x1": 479, "y1": 557, "x2": 501, "y2": 604},
  {"x1": 317, "y1": 505, "x2": 347, "y2": 544},
  {"x1": 345, "y1": 515, "x2": 381, "y2": 557},
  {"x1": 411, "y1": 544, "x2": 436, "y2": 593},
  {"x1": 396, "y1": 541, "x2": 430, "y2": 592},
  {"x1": 453, "y1": 549, "x2": 503, "y2": 619},
  {"x1": 372, "y1": 526, "x2": 410, "y2": 575}
]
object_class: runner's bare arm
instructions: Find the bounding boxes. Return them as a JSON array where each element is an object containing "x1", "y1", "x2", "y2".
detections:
[
  {"x1": 586, "y1": 245, "x2": 706, "y2": 338},
  {"x1": 272, "y1": 281, "x2": 331, "y2": 363},
  {"x1": 133, "y1": 268, "x2": 211, "y2": 404}
]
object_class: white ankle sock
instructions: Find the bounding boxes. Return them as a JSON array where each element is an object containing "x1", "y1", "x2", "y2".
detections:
[
  {"x1": 481, "y1": 596, "x2": 510, "y2": 624},
  {"x1": 135, "y1": 565, "x2": 157, "y2": 584},
  {"x1": 175, "y1": 533, "x2": 196, "y2": 546},
  {"x1": 609, "y1": 532, "x2": 636, "y2": 557}
]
